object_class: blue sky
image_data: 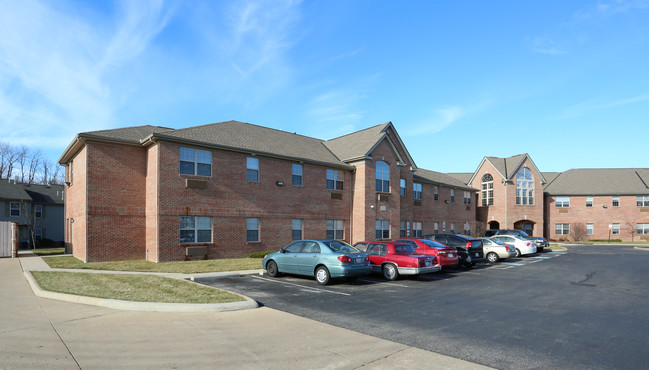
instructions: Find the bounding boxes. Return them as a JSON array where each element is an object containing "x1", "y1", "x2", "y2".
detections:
[{"x1": 1, "y1": 0, "x2": 648, "y2": 174}]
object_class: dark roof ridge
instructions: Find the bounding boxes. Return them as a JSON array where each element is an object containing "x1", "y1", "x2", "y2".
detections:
[
  {"x1": 166, "y1": 120, "x2": 326, "y2": 142},
  {"x1": 82, "y1": 124, "x2": 173, "y2": 135},
  {"x1": 326, "y1": 122, "x2": 390, "y2": 142}
]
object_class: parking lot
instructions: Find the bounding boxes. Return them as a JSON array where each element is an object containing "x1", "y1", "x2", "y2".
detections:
[{"x1": 200, "y1": 245, "x2": 649, "y2": 369}]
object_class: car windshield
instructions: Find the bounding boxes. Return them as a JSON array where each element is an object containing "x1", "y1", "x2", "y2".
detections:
[
  {"x1": 517, "y1": 230, "x2": 531, "y2": 237},
  {"x1": 323, "y1": 240, "x2": 359, "y2": 253},
  {"x1": 488, "y1": 238, "x2": 506, "y2": 245},
  {"x1": 421, "y1": 239, "x2": 448, "y2": 249},
  {"x1": 395, "y1": 244, "x2": 416, "y2": 254}
]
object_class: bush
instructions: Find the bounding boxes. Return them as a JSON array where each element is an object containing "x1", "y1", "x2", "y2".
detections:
[
  {"x1": 589, "y1": 239, "x2": 622, "y2": 243},
  {"x1": 37, "y1": 238, "x2": 55, "y2": 249},
  {"x1": 248, "y1": 250, "x2": 276, "y2": 258}
]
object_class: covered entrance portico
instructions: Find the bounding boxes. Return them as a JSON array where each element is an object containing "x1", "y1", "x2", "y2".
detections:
[{"x1": 514, "y1": 220, "x2": 536, "y2": 236}]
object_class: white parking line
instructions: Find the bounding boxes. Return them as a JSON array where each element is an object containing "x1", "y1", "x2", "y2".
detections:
[
  {"x1": 357, "y1": 278, "x2": 409, "y2": 287},
  {"x1": 530, "y1": 256, "x2": 553, "y2": 259},
  {"x1": 251, "y1": 275, "x2": 351, "y2": 296},
  {"x1": 501, "y1": 262, "x2": 525, "y2": 266}
]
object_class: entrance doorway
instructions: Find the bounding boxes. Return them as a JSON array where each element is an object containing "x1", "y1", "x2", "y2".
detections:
[
  {"x1": 514, "y1": 221, "x2": 535, "y2": 236},
  {"x1": 488, "y1": 221, "x2": 500, "y2": 230}
]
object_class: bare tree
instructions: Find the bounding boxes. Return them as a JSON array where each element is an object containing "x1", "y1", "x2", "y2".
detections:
[
  {"x1": 0, "y1": 142, "x2": 17, "y2": 179},
  {"x1": 40, "y1": 159, "x2": 51, "y2": 185},
  {"x1": 572, "y1": 222, "x2": 587, "y2": 242},
  {"x1": 16, "y1": 146, "x2": 29, "y2": 183},
  {"x1": 26, "y1": 149, "x2": 42, "y2": 184},
  {"x1": 625, "y1": 221, "x2": 637, "y2": 242},
  {"x1": 49, "y1": 164, "x2": 64, "y2": 185}
]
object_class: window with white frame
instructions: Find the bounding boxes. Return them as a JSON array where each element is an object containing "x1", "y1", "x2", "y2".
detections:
[
  {"x1": 292, "y1": 164, "x2": 302, "y2": 186},
  {"x1": 450, "y1": 222, "x2": 455, "y2": 233},
  {"x1": 412, "y1": 222, "x2": 422, "y2": 238},
  {"x1": 246, "y1": 218, "x2": 259, "y2": 242},
  {"x1": 326, "y1": 169, "x2": 343, "y2": 190},
  {"x1": 638, "y1": 223, "x2": 649, "y2": 235},
  {"x1": 612, "y1": 223, "x2": 620, "y2": 235},
  {"x1": 586, "y1": 196, "x2": 593, "y2": 207},
  {"x1": 434, "y1": 186, "x2": 439, "y2": 201},
  {"x1": 179, "y1": 147, "x2": 211, "y2": 176},
  {"x1": 400, "y1": 179, "x2": 406, "y2": 197},
  {"x1": 637, "y1": 195, "x2": 649, "y2": 207},
  {"x1": 555, "y1": 223, "x2": 570, "y2": 235},
  {"x1": 247, "y1": 157, "x2": 259, "y2": 182},
  {"x1": 413, "y1": 183, "x2": 422, "y2": 200},
  {"x1": 326, "y1": 220, "x2": 344, "y2": 239},
  {"x1": 612, "y1": 196, "x2": 620, "y2": 207},
  {"x1": 179, "y1": 216, "x2": 212, "y2": 243},
  {"x1": 442, "y1": 221, "x2": 446, "y2": 231},
  {"x1": 34, "y1": 228, "x2": 42, "y2": 242},
  {"x1": 481, "y1": 174, "x2": 493, "y2": 206},
  {"x1": 516, "y1": 167, "x2": 534, "y2": 205},
  {"x1": 464, "y1": 191, "x2": 471, "y2": 205},
  {"x1": 291, "y1": 219, "x2": 302, "y2": 240},
  {"x1": 464, "y1": 222, "x2": 470, "y2": 235},
  {"x1": 375, "y1": 161, "x2": 390, "y2": 192},
  {"x1": 34, "y1": 205, "x2": 42, "y2": 218},
  {"x1": 433, "y1": 222, "x2": 439, "y2": 234},
  {"x1": 400, "y1": 221, "x2": 407, "y2": 237},
  {"x1": 450, "y1": 189, "x2": 455, "y2": 203},
  {"x1": 376, "y1": 220, "x2": 390, "y2": 239},
  {"x1": 556, "y1": 196, "x2": 570, "y2": 207},
  {"x1": 10, "y1": 202, "x2": 20, "y2": 217},
  {"x1": 586, "y1": 223, "x2": 593, "y2": 235}
]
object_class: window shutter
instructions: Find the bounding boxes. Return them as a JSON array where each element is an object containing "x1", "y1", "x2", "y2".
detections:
[
  {"x1": 42, "y1": 205, "x2": 47, "y2": 219},
  {"x1": 4, "y1": 202, "x2": 8, "y2": 217}
]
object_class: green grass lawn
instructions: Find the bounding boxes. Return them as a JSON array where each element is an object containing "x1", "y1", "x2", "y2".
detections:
[
  {"x1": 31, "y1": 271, "x2": 245, "y2": 304},
  {"x1": 43, "y1": 256, "x2": 263, "y2": 273},
  {"x1": 32, "y1": 248, "x2": 66, "y2": 256}
]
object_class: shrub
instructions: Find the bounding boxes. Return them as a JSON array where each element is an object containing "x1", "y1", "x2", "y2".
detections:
[
  {"x1": 37, "y1": 238, "x2": 55, "y2": 249},
  {"x1": 248, "y1": 250, "x2": 276, "y2": 258}
]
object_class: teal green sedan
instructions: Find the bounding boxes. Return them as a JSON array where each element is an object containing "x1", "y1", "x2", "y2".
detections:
[{"x1": 262, "y1": 240, "x2": 371, "y2": 285}]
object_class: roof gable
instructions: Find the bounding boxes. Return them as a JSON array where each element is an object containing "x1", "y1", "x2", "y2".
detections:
[
  {"x1": 544, "y1": 168, "x2": 649, "y2": 195},
  {"x1": 468, "y1": 153, "x2": 546, "y2": 185}
]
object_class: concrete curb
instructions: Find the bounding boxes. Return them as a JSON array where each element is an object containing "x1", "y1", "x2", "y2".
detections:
[
  {"x1": 24, "y1": 270, "x2": 259, "y2": 313},
  {"x1": 634, "y1": 246, "x2": 649, "y2": 251}
]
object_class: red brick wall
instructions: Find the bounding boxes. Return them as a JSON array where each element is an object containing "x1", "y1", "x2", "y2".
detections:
[
  {"x1": 145, "y1": 144, "x2": 159, "y2": 261},
  {"x1": 546, "y1": 194, "x2": 649, "y2": 241},
  {"x1": 85, "y1": 142, "x2": 147, "y2": 262},
  {"x1": 154, "y1": 141, "x2": 352, "y2": 261}
]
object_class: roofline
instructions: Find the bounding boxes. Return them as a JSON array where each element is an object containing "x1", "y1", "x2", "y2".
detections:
[
  {"x1": 148, "y1": 134, "x2": 355, "y2": 170},
  {"x1": 58, "y1": 133, "x2": 143, "y2": 165},
  {"x1": 468, "y1": 157, "x2": 506, "y2": 185},
  {"x1": 382, "y1": 122, "x2": 418, "y2": 170}
]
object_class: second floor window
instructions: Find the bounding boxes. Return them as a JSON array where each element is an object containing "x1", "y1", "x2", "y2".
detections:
[
  {"x1": 637, "y1": 195, "x2": 649, "y2": 207},
  {"x1": 376, "y1": 220, "x2": 390, "y2": 239},
  {"x1": 413, "y1": 183, "x2": 422, "y2": 200},
  {"x1": 586, "y1": 196, "x2": 593, "y2": 207},
  {"x1": 556, "y1": 196, "x2": 570, "y2": 207},
  {"x1": 434, "y1": 186, "x2": 439, "y2": 201},
  {"x1": 516, "y1": 167, "x2": 534, "y2": 205},
  {"x1": 612, "y1": 196, "x2": 620, "y2": 207},
  {"x1": 464, "y1": 191, "x2": 471, "y2": 205},
  {"x1": 247, "y1": 157, "x2": 259, "y2": 182},
  {"x1": 34, "y1": 205, "x2": 42, "y2": 218},
  {"x1": 375, "y1": 161, "x2": 390, "y2": 192},
  {"x1": 292, "y1": 164, "x2": 303, "y2": 186},
  {"x1": 450, "y1": 189, "x2": 455, "y2": 203},
  {"x1": 180, "y1": 147, "x2": 211, "y2": 176},
  {"x1": 481, "y1": 174, "x2": 493, "y2": 206},
  {"x1": 326, "y1": 169, "x2": 343, "y2": 190},
  {"x1": 400, "y1": 179, "x2": 406, "y2": 197},
  {"x1": 10, "y1": 202, "x2": 20, "y2": 217}
]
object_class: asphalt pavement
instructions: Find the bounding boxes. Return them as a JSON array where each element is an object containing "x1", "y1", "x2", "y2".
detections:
[{"x1": 0, "y1": 252, "x2": 490, "y2": 369}]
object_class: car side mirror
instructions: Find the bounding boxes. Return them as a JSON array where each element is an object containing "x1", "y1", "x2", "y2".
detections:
[{"x1": 280, "y1": 248, "x2": 286, "y2": 254}]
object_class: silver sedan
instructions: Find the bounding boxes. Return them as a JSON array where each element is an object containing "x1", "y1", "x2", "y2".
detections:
[{"x1": 477, "y1": 237, "x2": 517, "y2": 262}]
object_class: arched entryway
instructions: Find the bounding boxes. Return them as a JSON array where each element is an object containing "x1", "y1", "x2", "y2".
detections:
[
  {"x1": 514, "y1": 220, "x2": 535, "y2": 236},
  {"x1": 488, "y1": 221, "x2": 500, "y2": 230}
]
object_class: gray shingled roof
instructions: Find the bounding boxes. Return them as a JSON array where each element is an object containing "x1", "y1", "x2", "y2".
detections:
[
  {"x1": 447, "y1": 173, "x2": 473, "y2": 185},
  {"x1": 414, "y1": 169, "x2": 478, "y2": 191},
  {"x1": 155, "y1": 121, "x2": 348, "y2": 167},
  {"x1": 485, "y1": 154, "x2": 528, "y2": 179},
  {"x1": 0, "y1": 181, "x2": 32, "y2": 201},
  {"x1": 82, "y1": 125, "x2": 174, "y2": 143},
  {"x1": 322, "y1": 123, "x2": 391, "y2": 162},
  {"x1": 23, "y1": 184, "x2": 65, "y2": 204},
  {"x1": 544, "y1": 168, "x2": 649, "y2": 195}
]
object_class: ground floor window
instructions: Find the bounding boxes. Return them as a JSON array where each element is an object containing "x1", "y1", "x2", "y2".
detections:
[
  {"x1": 612, "y1": 223, "x2": 620, "y2": 235},
  {"x1": 450, "y1": 222, "x2": 455, "y2": 233},
  {"x1": 292, "y1": 219, "x2": 302, "y2": 240},
  {"x1": 180, "y1": 216, "x2": 212, "y2": 243},
  {"x1": 247, "y1": 218, "x2": 259, "y2": 242},
  {"x1": 638, "y1": 223, "x2": 649, "y2": 235},
  {"x1": 434, "y1": 222, "x2": 439, "y2": 234},
  {"x1": 555, "y1": 223, "x2": 570, "y2": 235},
  {"x1": 412, "y1": 222, "x2": 422, "y2": 238},
  {"x1": 326, "y1": 220, "x2": 344, "y2": 240},
  {"x1": 400, "y1": 221, "x2": 407, "y2": 238},
  {"x1": 586, "y1": 223, "x2": 593, "y2": 235},
  {"x1": 464, "y1": 222, "x2": 470, "y2": 236},
  {"x1": 376, "y1": 220, "x2": 390, "y2": 239},
  {"x1": 34, "y1": 228, "x2": 42, "y2": 242}
]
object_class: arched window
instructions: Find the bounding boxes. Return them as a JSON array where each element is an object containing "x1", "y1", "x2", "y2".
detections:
[
  {"x1": 376, "y1": 161, "x2": 390, "y2": 192},
  {"x1": 516, "y1": 167, "x2": 534, "y2": 205},
  {"x1": 481, "y1": 174, "x2": 493, "y2": 206}
]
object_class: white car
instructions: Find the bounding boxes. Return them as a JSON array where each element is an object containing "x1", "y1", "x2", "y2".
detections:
[
  {"x1": 490, "y1": 235, "x2": 537, "y2": 257},
  {"x1": 477, "y1": 237, "x2": 517, "y2": 262}
]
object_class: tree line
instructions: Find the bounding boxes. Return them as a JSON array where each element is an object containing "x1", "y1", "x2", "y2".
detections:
[{"x1": 0, "y1": 141, "x2": 64, "y2": 185}]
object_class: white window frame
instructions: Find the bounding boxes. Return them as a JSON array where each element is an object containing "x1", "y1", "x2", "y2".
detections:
[
  {"x1": 433, "y1": 222, "x2": 439, "y2": 234},
  {"x1": 450, "y1": 222, "x2": 455, "y2": 233},
  {"x1": 376, "y1": 220, "x2": 390, "y2": 239},
  {"x1": 413, "y1": 183, "x2": 422, "y2": 200},
  {"x1": 637, "y1": 195, "x2": 649, "y2": 207},
  {"x1": 412, "y1": 222, "x2": 422, "y2": 238},
  {"x1": 326, "y1": 169, "x2": 344, "y2": 190},
  {"x1": 326, "y1": 220, "x2": 344, "y2": 240},
  {"x1": 450, "y1": 189, "x2": 455, "y2": 203},
  {"x1": 399, "y1": 221, "x2": 407, "y2": 237},
  {"x1": 34, "y1": 205, "x2": 42, "y2": 218},
  {"x1": 34, "y1": 228, "x2": 42, "y2": 242},
  {"x1": 586, "y1": 223, "x2": 593, "y2": 235},
  {"x1": 179, "y1": 216, "x2": 212, "y2": 243},
  {"x1": 638, "y1": 223, "x2": 649, "y2": 235},
  {"x1": 516, "y1": 167, "x2": 534, "y2": 205},
  {"x1": 464, "y1": 191, "x2": 471, "y2": 205},
  {"x1": 400, "y1": 179, "x2": 406, "y2": 197},
  {"x1": 10, "y1": 202, "x2": 20, "y2": 217},
  {"x1": 434, "y1": 186, "x2": 439, "y2": 201},
  {"x1": 556, "y1": 196, "x2": 570, "y2": 208},
  {"x1": 481, "y1": 174, "x2": 493, "y2": 206},
  {"x1": 586, "y1": 196, "x2": 593, "y2": 207},
  {"x1": 179, "y1": 147, "x2": 212, "y2": 176},
  {"x1": 292, "y1": 164, "x2": 303, "y2": 187},
  {"x1": 246, "y1": 218, "x2": 260, "y2": 242},
  {"x1": 247, "y1": 157, "x2": 259, "y2": 182},
  {"x1": 612, "y1": 196, "x2": 620, "y2": 207},
  {"x1": 555, "y1": 223, "x2": 570, "y2": 235},
  {"x1": 612, "y1": 223, "x2": 620, "y2": 235},
  {"x1": 291, "y1": 219, "x2": 302, "y2": 240},
  {"x1": 375, "y1": 161, "x2": 390, "y2": 193}
]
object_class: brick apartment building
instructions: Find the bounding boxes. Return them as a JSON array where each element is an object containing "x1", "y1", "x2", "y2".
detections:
[{"x1": 58, "y1": 120, "x2": 649, "y2": 262}]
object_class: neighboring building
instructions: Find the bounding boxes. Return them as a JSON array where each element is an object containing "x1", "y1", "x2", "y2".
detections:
[
  {"x1": 544, "y1": 168, "x2": 649, "y2": 242},
  {"x1": 58, "y1": 121, "x2": 478, "y2": 262},
  {"x1": 0, "y1": 180, "x2": 65, "y2": 248}
]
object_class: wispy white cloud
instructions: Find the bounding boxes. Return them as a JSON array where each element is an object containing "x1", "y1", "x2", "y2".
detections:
[
  {"x1": 559, "y1": 93, "x2": 649, "y2": 119},
  {"x1": 405, "y1": 106, "x2": 465, "y2": 137},
  {"x1": 304, "y1": 90, "x2": 365, "y2": 138},
  {"x1": 529, "y1": 37, "x2": 568, "y2": 55},
  {"x1": 572, "y1": 0, "x2": 649, "y2": 22},
  {"x1": 0, "y1": 0, "x2": 171, "y2": 155}
]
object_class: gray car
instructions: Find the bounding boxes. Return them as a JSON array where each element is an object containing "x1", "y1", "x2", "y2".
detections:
[
  {"x1": 483, "y1": 229, "x2": 548, "y2": 252},
  {"x1": 477, "y1": 237, "x2": 517, "y2": 263}
]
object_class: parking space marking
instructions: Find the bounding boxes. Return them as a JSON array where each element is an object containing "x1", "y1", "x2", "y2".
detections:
[
  {"x1": 357, "y1": 278, "x2": 410, "y2": 287},
  {"x1": 251, "y1": 276, "x2": 351, "y2": 296},
  {"x1": 501, "y1": 262, "x2": 525, "y2": 266},
  {"x1": 547, "y1": 252, "x2": 567, "y2": 255},
  {"x1": 530, "y1": 256, "x2": 553, "y2": 259}
]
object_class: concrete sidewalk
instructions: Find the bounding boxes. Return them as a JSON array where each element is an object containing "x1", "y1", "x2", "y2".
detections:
[{"x1": 1, "y1": 254, "x2": 492, "y2": 369}]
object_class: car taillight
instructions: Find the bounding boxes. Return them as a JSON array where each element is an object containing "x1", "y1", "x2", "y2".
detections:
[
  {"x1": 466, "y1": 242, "x2": 471, "y2": 249},
  {"x1": 365, "y1": 256, "x2": 370, "y2": 262},
  {"x1": 526, "y1": 242, "x2": 530, "y2": 246},
  {"x1": 438, "y1": 250, "x2": 446, "y2": 255},
  {"x1": 338, "y1": 256, "x2": 352, "y2": 263}
]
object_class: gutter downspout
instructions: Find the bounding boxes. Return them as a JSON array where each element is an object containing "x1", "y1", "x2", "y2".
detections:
[{"x1": 350, "y1": 167, "x2": 355, "y2": 244}]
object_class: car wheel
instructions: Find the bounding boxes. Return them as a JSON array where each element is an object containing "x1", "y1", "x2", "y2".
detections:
[
  {"x1": 266, "y1": 260, "x2": 279, "y2": 277},
  {"x1": 345, "y1": 276, "x2": 358, "y2": 283},
  {"x1": 486, "y1": 252, "x2": 499, "y2": 263},
  {"x1": 515, "y1": 248, "x2": 521, "y2": 257},
  {"x1": 382, "y1": 263, "x2": 399, "y2": 281},
  {"x1": 315, "y1": 266, "x2": 330, "y2": 285}
]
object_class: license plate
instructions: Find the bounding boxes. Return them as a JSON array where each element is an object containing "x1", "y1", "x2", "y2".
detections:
[
  {"x1": 355, "y1": 257, "x2": 363, "y2": 263},
  {"x1": 475, "y1": 253, "x2": 479, "y2": 257},
  {"x1": 425, "y1": 261, "x2": 431, "y2": 266},
  {"x1": 448, "y1": 253, "x2": 454, "y2": 257}
]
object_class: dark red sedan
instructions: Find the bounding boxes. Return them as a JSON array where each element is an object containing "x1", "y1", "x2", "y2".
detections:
[
  {"x1": 391, "y1": 238, "x2": 460, "y2": 268},
  {"x1": 353, "y1": 241, "x2": 440, "y2": 280}
]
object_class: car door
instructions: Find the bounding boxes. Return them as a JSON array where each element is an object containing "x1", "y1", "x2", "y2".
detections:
[
  {"x1": 367, "y1": 243, "x2": 386, "y2": 272},
  {"x1": 277, "y1": 241, "x2": 304, "y2": 274},
  {"x1": 295, "y1": 241, "x2": 321, "y2": 275}
]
